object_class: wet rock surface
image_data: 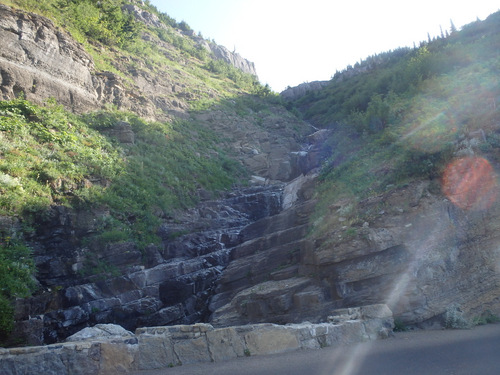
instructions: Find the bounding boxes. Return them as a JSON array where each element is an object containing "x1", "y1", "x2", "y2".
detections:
[
  {"x1": 210, "y1": 179, "x2": 500, "y2": 330},
  {"x1": 9, "y1": 170, "x2": 500, "y2": 345},
  {"x1": 10, "y1": 184, "x2": 287, "y2": 344}
]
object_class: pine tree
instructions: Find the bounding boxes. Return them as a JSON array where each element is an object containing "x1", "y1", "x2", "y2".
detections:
[{"x1": 450, "y1": 19, "x2": 457, "y2": 33}]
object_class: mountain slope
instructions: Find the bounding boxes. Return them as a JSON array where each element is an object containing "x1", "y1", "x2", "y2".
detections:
[
  {"x1": 2, "y1": 0, "x2": 500, "y2": 347},
  {"x1": 278, "y1": 11, "x2": 500, "y2": 327},
  {"x1": 288, "y1": 11, "x2": 500, "y2": 238},
  {"x1": 0, "y1": 1, "x2": 313, "y2": 344}
]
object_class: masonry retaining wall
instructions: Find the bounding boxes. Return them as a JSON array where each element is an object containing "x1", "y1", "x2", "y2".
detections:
[{"x1": 0, "y1": 304, "x2": 393, "y2": 375}]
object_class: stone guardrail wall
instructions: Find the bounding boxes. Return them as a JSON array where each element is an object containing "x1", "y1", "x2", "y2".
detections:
[{"x1": 0, "y1": 304, "x2": 393, "y2": 375}]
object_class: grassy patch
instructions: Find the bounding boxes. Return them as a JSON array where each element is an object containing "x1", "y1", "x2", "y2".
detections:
[
  {"x1": 0, "y1": 98, "x2": 122, "y2": 218},
  {"x1": 0, "y1": 98, "x2": 248, "y2": 258}
]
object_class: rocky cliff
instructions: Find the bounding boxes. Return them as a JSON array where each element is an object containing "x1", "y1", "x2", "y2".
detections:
[
  {"x1": 0, "y1": 5, "x2": 97, "y2": 112},
  {"x1": 123, "y1": 3, "x2": 257, "y2": 77},
  {"x1": 0, "y1": 3, "x2": 256, "y2": 121},
  {"x1": 209, "y1": 178, "x2": 500, "y2": 329},
  {"x1": 0, "y1": 3, "x2": 312, "y2": 181},
  {"x1": 0, "y1": 3, "x2": 315, "y2": 345},
  {"x1": 280, "y1": 81, "x2": 328, "y2": 101}
]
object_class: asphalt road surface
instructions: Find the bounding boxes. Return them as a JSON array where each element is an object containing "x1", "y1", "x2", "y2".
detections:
[{"x1": 132, "y1": 323, "x2": 500, "y2": 375}]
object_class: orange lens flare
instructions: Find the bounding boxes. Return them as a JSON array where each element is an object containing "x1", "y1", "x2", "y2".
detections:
[{"x1": 442, "y1": 156, "x2": 497, "y2": 211}]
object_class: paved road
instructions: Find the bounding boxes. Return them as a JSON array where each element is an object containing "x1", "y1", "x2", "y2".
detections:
[{"x1": 132, "y1": 323, "x2": 500, "y2": 375}]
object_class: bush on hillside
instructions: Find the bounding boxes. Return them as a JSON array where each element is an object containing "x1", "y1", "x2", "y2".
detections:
[{"x1": 0, "y1": 236, "x2": 36, "y2": 339}]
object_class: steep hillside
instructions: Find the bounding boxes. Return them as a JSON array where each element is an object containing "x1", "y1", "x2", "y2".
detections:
[
  {"x1": 289, "y1": 11, "x2": 500, "y2": 239},
  {"x1": 2, "y1": 0, "x2": 500, "y2": 349},
  {"x1": 279, "y1": 12, "x2": 500, "y2": 326},
  {"x1": 0, "y1": 1, "x2": 314, "y2": 345},
  {"x1": 0, "y1": 0, "x2": 260, "y2": 119}
]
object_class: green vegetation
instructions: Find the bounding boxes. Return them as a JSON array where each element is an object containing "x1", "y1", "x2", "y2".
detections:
[
  {"x1": 0, "y1": 98, "x2": 122, "y2": 218},
  {"x1": 0, "y1": 98, "x2": 246, "y2": 245},
  {"x1": 444, "y1": 304, "x2": 472, "y2": 329},
  {"x1": 3, "y1": 0, "x2": 500, "y2": 341},
  {"x1": 443, "y1": 305, "x2": 500, "y2": 330},
  {"x1": 11, "y1": 0, "x2": 139, "y2": 47},
  {"x1": 8, "y1": 0, "x2": 261, "y2": 102},
  {"x1": 472, "y1": 311, "x2": 500, "y2": 326},
  {"x1": 0, "y1": 235, "x2": 36, "y2": 339},
  {"x1": 393, "y1": 319, "x2": 409, "y2": 332},
  {"x1": 87, "y1": 111, "x2": 247, "y2": 246},
  {"x1": 293, "y1": 12, "x2": 500, "y2": 239},
  {"x1": 0, "y1": 97, "x2": 247, "y2": 335}
]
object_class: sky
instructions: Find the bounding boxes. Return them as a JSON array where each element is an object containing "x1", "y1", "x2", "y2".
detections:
[{"x1": 149, "y1": 1, "x2": 500, "y2": 92}]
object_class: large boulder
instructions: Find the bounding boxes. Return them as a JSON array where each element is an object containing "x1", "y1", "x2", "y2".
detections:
[{"x1": 65, "y1": 324, "x2": 134, "y2": 342}]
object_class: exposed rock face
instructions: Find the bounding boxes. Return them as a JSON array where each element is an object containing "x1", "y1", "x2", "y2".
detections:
[
  {"x1": 0, "y1": 2, "x2": 324, "y2": 341},
  {"x1": 9, "y1": 185, "x2": 283, "y2": 344},
  {"x1": 0, "y1": 4, "x2": 156, "y2": 117},
  {"x1": 3, "y1": 3, "x2": 500, "y2": 352},
  {"x1": 193, "y1": 110, "x2": 322, "y2": 183},
  {"x1": 0, "y1": 4, "x2": 256, "y2": 123},
  {"x1": 122, "y1": 3, "x2": 166, "y2": 29},
  {"x1": 9, "y1": 137, "x2": 324, "y2": 345},
  {"x1": 0, "y1": 5, "x2": 306, "y2": 184},
  {"x1": 341, "y1": 181, "x2": 500, "y2": 327},
  {"x1": 0, "y1": 4, "x2": 97, "y2": 111},
  {"x1": 208, "y1": 43, "x2": 257, "y2": 76},
  {"x1": 211, "y1": 177, "x2": 500, "y2": 329},
  {"x1": 124, "y1": 3, "x2": 257, "y2": 77},
  {"x1": 280, "y1": 81, "x2": 329, "y2": 101},
  {"x1": 209, "y1": 199, "x2": 321, "y2": 326}
]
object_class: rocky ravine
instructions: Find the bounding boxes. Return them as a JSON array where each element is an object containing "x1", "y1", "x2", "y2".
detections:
[
  {"x1": 2, "y1": 3, "x2": 500, "y2": 349},
  {"x1": 6, "y1": 135, "x2": 324, "y2": 345},
  {"x1": 0, "y1": 3, "x2": 322, "y2": 346}
]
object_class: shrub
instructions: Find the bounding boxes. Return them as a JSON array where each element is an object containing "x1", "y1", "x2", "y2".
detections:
[
  {"x1": 58, "y1": 0, "x2": 140, "y2": 47},
  {"x1": 393, "y1": 319, "x2": 409, "y2": 332},
  {"x1": 472, "y1": 310, "x2": 500, "y2": 326},
  {"x1": 0, "y1": 236, "x2": 36, "y2": 338},
  {"x1": 0, "y1": 98, "x2": 122, "y2": 217},
  {"x1": 444, "y1": 304, "x2": 471, "y2": 329}
]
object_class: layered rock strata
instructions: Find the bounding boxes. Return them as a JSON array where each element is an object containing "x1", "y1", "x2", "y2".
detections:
[
  {"x1": 0, "y1": 4, "x2": 257, "y2": 121},
  {"x1": 210, "y1": 179, "x2": 500, "y2": 329}
]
